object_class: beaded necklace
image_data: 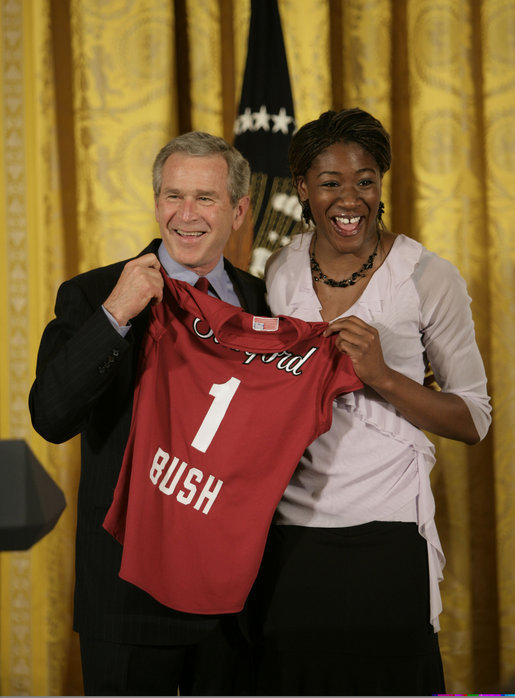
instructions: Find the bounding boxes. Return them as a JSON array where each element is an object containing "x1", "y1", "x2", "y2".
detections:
[{"x1": 310, "y1": 232, "x2": 381, "y2": 288}]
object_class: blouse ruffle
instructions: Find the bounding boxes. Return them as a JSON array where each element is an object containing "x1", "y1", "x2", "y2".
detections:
[{"x1": 336, "y1": 388, "x2": 444, "y2": 631}]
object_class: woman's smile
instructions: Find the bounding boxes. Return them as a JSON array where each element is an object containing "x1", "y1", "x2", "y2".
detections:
[{"x1": 298, "y1": 140, "x2": 382, "y2": 257}]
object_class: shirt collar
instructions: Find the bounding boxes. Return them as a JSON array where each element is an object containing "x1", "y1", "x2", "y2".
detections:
[{"x1": 157, "y1": 241, "x2": 235, "y2": 304}]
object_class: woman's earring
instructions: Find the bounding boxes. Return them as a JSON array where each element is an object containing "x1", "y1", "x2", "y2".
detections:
[
  {"x1": 301, "y1": 200, "x2": 313, "y2": 224},
  {"x1": 377, "y1": 201, "x2": 385, "y2": 221}
]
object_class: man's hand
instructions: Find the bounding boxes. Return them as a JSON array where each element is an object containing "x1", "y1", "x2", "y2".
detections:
[{"x1": 104, "y1": 254, "x2": 163, "y2": 326}]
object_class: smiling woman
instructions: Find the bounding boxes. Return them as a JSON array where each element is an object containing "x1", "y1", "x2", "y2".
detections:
[
  {"x1": 299, "y1": 142, "x2": 383, "y2": 251},
  {"x1": 249, "y1": 107, "x2": 492, "y2": 697},
  {"x1": 288, "y1": 111, "x2": 396, "y2": 320},
  {"x1": 300, "y1": 142, "x2": 388, "y2": 305}
]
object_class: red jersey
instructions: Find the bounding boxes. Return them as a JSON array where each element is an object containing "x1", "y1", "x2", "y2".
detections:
[{"x1": 103, "y1": 275, "x2": 363, "y2": 614}]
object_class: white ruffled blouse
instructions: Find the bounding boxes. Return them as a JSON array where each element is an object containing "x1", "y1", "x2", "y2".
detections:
[{"x1": 265, "y1": 232, "x2": 492, "y2": 632}]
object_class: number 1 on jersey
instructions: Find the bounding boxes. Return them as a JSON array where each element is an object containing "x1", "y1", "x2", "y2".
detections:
[{"x1": 192, "y1": 377, "x2": 241, "y2": 453}]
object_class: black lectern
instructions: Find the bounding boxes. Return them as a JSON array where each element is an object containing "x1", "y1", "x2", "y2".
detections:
[{"x1": 0, "y1": 439, "x2": 66, "y2": 550}]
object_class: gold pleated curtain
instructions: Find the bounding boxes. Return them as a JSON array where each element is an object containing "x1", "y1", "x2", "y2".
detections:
[{"x1": 0, "y1": 0, "x2": 513, "y2": 694}]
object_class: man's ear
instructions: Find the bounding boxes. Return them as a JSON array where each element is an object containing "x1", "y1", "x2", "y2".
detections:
[{"x1": 232, "y1": 195, "x2": 250, "y2": 231}]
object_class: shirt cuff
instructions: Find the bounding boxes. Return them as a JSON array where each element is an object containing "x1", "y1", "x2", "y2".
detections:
[{"x1": 102, "y1": 305, "x2": 131, "y2": 337}]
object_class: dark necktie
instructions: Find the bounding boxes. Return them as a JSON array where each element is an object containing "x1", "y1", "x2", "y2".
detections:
[
  {"x1": 194, "y1": 276, "x2": 210, "y2": 294},
  {"x1": 195, "y1": 276, "x2": 222, "y2": 300}
]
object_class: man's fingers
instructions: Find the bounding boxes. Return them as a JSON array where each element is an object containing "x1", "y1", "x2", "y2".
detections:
[
  {"x1": 133, "y1": 253, "x2": 161, "y2": 270},
  {"x1": 104, "y1": 255, "x2": 164, "y2": 325}
]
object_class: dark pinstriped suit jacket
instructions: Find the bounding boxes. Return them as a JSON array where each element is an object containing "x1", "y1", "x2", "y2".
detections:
[{"x1": 29, "y1": 238, "x2": 269, "y2": 645}]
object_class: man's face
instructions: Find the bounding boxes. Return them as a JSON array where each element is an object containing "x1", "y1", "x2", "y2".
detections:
[{"x1": 155, "y1": 153, "x2": 249, "y2": 275}]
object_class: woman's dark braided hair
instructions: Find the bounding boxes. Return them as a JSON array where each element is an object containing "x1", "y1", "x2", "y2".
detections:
[{"x1": 289, "y1": 108, "x2": 392, "y2": 198}]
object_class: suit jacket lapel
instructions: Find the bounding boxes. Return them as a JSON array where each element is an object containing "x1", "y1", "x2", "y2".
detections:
[{"x1": 224, "y1": 258, "x2": 252, "y2": 312}]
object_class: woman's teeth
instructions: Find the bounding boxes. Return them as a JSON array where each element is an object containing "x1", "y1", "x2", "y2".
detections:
[{"x1": 335, "y1": 216, "x2": 360, "y2": 225}]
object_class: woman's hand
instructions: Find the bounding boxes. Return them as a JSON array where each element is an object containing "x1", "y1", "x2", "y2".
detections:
[
  {"x1": 323, "y1": 316, "x2": 392, "y2": 389},
  {"x1": 323, "y1": 315, "x2": 480, "y2": 444}
]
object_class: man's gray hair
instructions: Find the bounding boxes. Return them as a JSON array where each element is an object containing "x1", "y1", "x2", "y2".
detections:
[{"x1": 152, "y1": 131, "x2": 250, "y2": 206}]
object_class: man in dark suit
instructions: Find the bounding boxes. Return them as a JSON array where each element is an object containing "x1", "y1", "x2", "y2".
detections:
[{"x1": 29, "y1": 132, "x2": 269, "y2": 696}]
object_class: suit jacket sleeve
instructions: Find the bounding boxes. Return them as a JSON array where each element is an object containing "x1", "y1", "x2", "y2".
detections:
[
  {"x1": 29, "y1": 275, "x2": 136, "y2": 443},
  {"x1": 28, "y1": 241, "x2": 166, "y2": 444}
]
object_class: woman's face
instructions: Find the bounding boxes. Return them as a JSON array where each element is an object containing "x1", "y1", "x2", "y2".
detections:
[{"x1": 298, "y1": 141, "x2": 382, "y2": 257}]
